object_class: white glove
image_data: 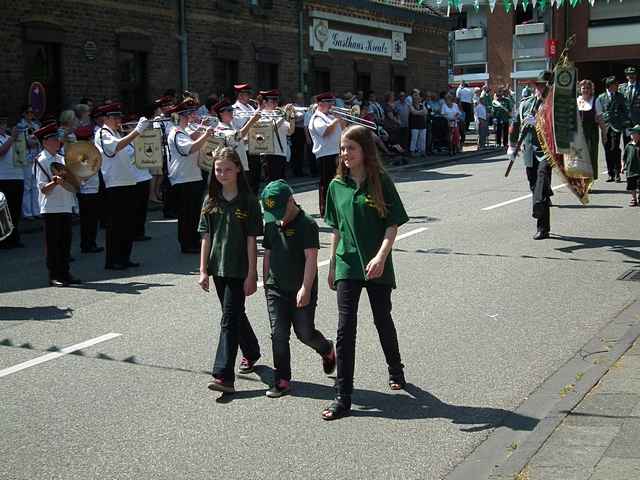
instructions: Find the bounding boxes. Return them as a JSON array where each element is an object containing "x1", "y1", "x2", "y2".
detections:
[
  {"x1": 134, "y1": 117, "x2": 150, "y2": 134},
  {"x1": 507, "y1": 146, "x2": 516, "y2": 157},
  {"x1": 525, "y1": 115, "x2": 536, "y2": 126}
]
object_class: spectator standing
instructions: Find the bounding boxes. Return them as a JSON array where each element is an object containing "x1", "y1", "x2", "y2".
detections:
[
  {"x1": 596, "y1": 76, "x2": 628, "y2": 182},
  {"x1": 577, "y1": 79, "x2": 599, "y2": 181},
  {"x1": 367, "y1": 91, "x2": 384, "y2": 125},
  {"x1": 623, "y1": 125, "x2": 640, "y2": 206},
  {"x1": 395, "y1": 91, "x2": 411, "y2": 152},
  {"x1": 17, "y1": 105, "x2": 41, "y2": 220},
  {"x1": 456, "y1": 82, "x2": 474, "y2": 136},
  {"x1": 409, "y1": 92, "x2": 428, "y2": 157},
  {"x1": 620, "y1": 67, "x2": 640, "y2": 147},
  {"x1": 382, "y1": 92, "x2": 401, "y2": 144},
  {"x1": 474, "y1": 96, "x2": 488, "y2": 149},
  {"x1": 492, "y1": 89, "x2": 512, "y2": 148}
]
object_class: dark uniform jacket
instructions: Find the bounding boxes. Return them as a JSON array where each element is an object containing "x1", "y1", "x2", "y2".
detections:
[
  {"x1": 620, "y1": 82, "x2": 640, "y2": 126},
  {"x1": 597, "y1": 90, "x2": 629, "y2": 132}
]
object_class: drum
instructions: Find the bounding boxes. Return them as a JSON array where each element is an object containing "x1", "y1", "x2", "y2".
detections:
[
  {"x1": 198, "y1": 134, "x2": 228, "y2": 172},
  {"x1": 0, "y1": 192, "x2": 14, "y2": 242},
  {"x1": 248, "y1": 123, "x2": 275, "y2": 155},
  {"x1": 133, "y1": 128, "x2": 163, "y2": 170}
]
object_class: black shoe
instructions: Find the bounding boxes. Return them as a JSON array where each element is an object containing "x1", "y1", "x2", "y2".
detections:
[
  {"x1": 69, "y1": 256, "x2": 75, "y2": 262},
  {"x1": 82, "y1": 245, "x2": 104, "y2": 253},
  {"x1": 65, "y1": 276, "x2": 83, "y2": 285},
  {"x1": 134, "y1": 235, "x2": 152, "y2": 242},
  {"x1": 266, "y1": 379, "x2": 291, "y2": 398},
  {"x1": 105, "y1": 263, "x2": 128, "y2": 270},
  {"x1": 124, "y1": 261, "x2": 141, "y2": 268},
  {"x1": 616, "y1": 176, "x2": 622, "y2": 183},
  {"x1": 181, "y1": 248, "x2": 200, "y2": 254},
  {"x1": 49, "y1": 278, "x2": 69, "y2": 287},
  {"x1": 533, "y1": 230, "x2": 549, "y2": 240},
  {"x1": 606, "y1": 177, "x2": 614, "y2": 182}
]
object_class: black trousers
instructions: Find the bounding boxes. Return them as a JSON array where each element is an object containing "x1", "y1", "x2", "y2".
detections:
[
  {"x1": 527, "y1": 155, "x2": 552, "y2": 233},
  {"x1": 265, "y1": 286, "x2": 332, "y2": 382},
  {"x1": 306, "y1": 143, "x2": 317, "y2": 176},
  {"x1": 173, "y1": 180, "x2": 204, "y2": 252},
  {"x1": 134, "y1": 180, "x2": 151, "y2": 238},
  {"x1": 318, "y1": 154, "x2": 337, "y2": 217},
  {"x1": 0, "y1": 179, "x2": 24, "y2": 246},
  {"x1": 247, "y1": 154, "x2": 261, "y2": 195},
  {"x1": 105, "y1": 185, "x2": 136, "y2": 267},
  {"x1": 77, "y1": 192, "x2": 100, "y2": 250},
  {"x1": 212, "y1": 276, "x2": 261, "y2": 382},
  {"x1": 291, "y1": 128, "x2": 306, "y2": 177},
  {"x1": 262, "y1": 154, "x2": 287, "y2": 183},
  {"x1": 604, "y1": 129, "x2": 622, "y2": 178},
  {"x1": 335, "y1": 280, "x2": 404, "y2": 397},
  {"x1": 496, "y1": 120, "x2": 509, "y2": 147},
  {"x1": 44, "y1": 213, "x2": 72, "y2": 280}
]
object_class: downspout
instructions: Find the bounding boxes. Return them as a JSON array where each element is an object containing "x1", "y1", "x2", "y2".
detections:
[
  {"x1": 179, "y1": 0, "x2": 189, "y2": 92},
  {"x1": 298, "y1": 0, "x2": 305, "y2": 96}
]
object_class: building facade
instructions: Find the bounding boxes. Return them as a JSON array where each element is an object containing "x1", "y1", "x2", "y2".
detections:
[
  {"x1": 1, "y1": 0, "x2": 450, "y2": 121},
  {"x1": 448, "y1": 0, "x2": 639, "y2": 97}
]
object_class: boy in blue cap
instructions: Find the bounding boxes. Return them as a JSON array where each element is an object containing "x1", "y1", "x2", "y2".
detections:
[{"x1": 260, "y1": 180, "x2": 335, "y2": 397}]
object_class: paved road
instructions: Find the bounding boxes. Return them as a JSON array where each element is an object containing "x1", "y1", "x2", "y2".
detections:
[{"x1": 1, "y1": 152, "x2": 639, "y2": 480}]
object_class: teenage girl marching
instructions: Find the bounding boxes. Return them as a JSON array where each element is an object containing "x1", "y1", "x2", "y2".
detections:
[
  {"x1": 197, "y1": 147, "x2": 262, "y2": 393},
  {"x1": 322, "y1": 125, "x2": 409, "y2": 420}
]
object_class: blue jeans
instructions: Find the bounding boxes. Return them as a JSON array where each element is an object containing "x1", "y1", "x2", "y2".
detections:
[
  {"x1": 266, "y1": 286, "x2": 332, "y2": 382},
  {"x1": 212, "y1": 276, "x2": 261, "y2": 382}
]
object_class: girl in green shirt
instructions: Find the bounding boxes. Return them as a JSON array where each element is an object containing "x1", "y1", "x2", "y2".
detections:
[
  {"x1": 197, "y1": 147, "x2": 262, "y2": 394},
  {"x1": 322, "y1": 125, "x2": 409, "y2": 420}
]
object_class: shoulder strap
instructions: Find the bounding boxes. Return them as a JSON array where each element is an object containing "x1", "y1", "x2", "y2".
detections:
[
  {"x1": 173, "y1": 130, "x2": 191, "y2": 157},
  {"x1": 35, "y1": 155, "x2": 52, "y2": 182},
  {"x1": 99, "y1": 127, "x2": 117, "y2": 159}
]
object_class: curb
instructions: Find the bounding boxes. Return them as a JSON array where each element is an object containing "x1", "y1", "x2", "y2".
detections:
[
  {"x1": 17, "y1": 147, "x2": 502, "y2": 236},
  {"x1": 445, "y1": 297, "x2": 640, "y2": 480}
]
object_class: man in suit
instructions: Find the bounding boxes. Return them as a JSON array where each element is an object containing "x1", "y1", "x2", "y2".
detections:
[
  {"x1": 620, "y1": 66, "x2": 640, "y2": 147},
  {"x1": 596, "y1": 76, "x2": 629, "y2": 182}
]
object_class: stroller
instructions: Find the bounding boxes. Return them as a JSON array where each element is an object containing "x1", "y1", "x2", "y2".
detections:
[{"x1": 430, "y1": 115, "x2": 450, "y2": 155}]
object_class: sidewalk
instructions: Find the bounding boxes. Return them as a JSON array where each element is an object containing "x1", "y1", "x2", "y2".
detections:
[{"x1": 520, "y1": 340, "x2": 640, "y2": 480}]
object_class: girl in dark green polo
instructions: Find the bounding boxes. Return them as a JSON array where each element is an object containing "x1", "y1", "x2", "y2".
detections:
[
  {"x1": 197, "y1": 147, "x2": 262, "y2": 393},
  {"x1": 322, "y1": 125, "x2": 409, "y2": 420}
]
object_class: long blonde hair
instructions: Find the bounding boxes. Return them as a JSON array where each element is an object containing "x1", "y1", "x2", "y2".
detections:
[
  {"x1": 202, "y1": 147, "x2": 249, "y2": 214},
  {"x1": 337, "y1": 125, "x2": 388, "y2": 218}
]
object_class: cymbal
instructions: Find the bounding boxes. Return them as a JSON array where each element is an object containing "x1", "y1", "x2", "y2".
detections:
[{"x1": 64, "y1": 141, "x2": 102, "y2": 179}]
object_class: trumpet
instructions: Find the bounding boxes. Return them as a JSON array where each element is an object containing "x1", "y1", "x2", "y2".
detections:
[
  {"x1": 330, "y1": 105, "x2": 377, "y2": 131},
  {"x1": 120, "y1": 116, "x2": 175, "y2": 133}
]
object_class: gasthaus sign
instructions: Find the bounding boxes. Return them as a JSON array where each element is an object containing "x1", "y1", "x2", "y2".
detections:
[{"x1": 311, "y1": 19, "x2": 406, "y2": 61}]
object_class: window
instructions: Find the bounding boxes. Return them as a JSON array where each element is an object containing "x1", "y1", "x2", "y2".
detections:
[
  {"x1": 214, "y1": 58, "x2": 239, "y2": 98},
  {"x1": 314, "y1": 70, "x2": 331, "y2": 94},
  {"x1": 356, "y1": 73, "x2": 371, "y2": 94},
  {"x1": 118, "y1": 50, "x2": 148, "y2": 114},
  {"x1": 257, "y1": 62, "x2": 278, "y2": 89},
  {"x1": 393, "y1": 76, "x2": 406, "y2": 93},
  {"x1": 24, "y1": 42, "x2": 62, "y2": 114}
]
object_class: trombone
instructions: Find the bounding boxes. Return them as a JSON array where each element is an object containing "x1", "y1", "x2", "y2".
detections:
[
  {"x1": 120, "y1": 116, "x2": 175, "y2": 133},
  {"x1": 330, "y1": 105, "x2": 377, "y2": 131}
]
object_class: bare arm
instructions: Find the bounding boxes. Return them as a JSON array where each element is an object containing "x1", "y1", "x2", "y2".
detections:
[
  {"x1": 322, "y1": 118, "x2": 341, "y2": 138},
  {"x1": 189, "y1": 129, "x2": 212, "y2": 154},
  {"x1": 365, "y1": 225, "x2": 398, "y2": 280},
  {"x1": 238, "y1": 112, "x2": 262, "y2": 139},
  {"x1": 198, "y1": 233, "x2": 211, "y2": 292},
  {"x1": 244, "y1": 236, "x2": 258, "y2": 296},
  {"x1": 327, "y1": 229, "x2": 340, "y2": 290},
  {"x1": 263, "y1": 249, "x2": 271, "y2": 284}
]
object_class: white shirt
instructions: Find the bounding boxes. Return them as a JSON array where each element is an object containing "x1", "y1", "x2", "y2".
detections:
[
  {"x1": 0, "y1": 133, "x2": 23, "y2": 180},
  {"x1": 95, "y1": 127, "x2": 137, "y2": 188},
  {"x1": 167, "y1": 126, "x2": 202, "y2": 185},
  {"x1": 441, "y1": 103, "x2": 462, "y2": 121},
  {"x1": 232, "y1": 100, "x2": 255, "y2": 130},
  {"x1": 456, "y1": 86, "x2": 474, "y2": 104},
  {"x1": 215, "y1": 122, "x2": 249, "y2": 171},
  {"x1": 35, "y1": 149, "x2": 75, "y2": 214},
  {"x1": 309, "y1": 111, "x2": 341, "y2": 158}
]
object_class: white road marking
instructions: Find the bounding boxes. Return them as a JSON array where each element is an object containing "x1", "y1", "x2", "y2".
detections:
[
  {"x1": 0, "y1": 333, "x2": 122, "y2": 379},
  {"x1": 257, "y1": 227, "x2": 428, "y2": 288},
  {"x1": 481, "y1": 184, "x2": 567, "y2": 211}
]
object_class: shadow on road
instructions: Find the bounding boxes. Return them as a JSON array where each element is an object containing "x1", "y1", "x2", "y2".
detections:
[
  {"x1": 76, "y1": 281, "x2": 174, "y2": 295},
  {"x1": 553, "y1": 205, "x2": 623, "y2": 209},
  {"x1": 553, "y1": 235, "x2": 640, "y2": 264},
  {"x1": 0, "y1": 306, "x2": 74, "y2": 321}
]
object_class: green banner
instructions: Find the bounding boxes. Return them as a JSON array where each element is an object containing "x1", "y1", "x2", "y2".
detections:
[{"x1": 552, "y1": 66, "x2": 577, "y2": 153}]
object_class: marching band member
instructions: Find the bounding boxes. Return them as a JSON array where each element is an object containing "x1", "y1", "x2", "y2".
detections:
[
  {"x1": 167, "y1": 98, "x2": 212, "y2": 254},
  {"x1": 232, "y1": 83, "x2": 261, "y2": 194},
  {"x1": 258, "y1": 90, "x2": 295, "y2": 182},
  {"x1": 74, "y1": 126, "x2": 103, "y2": 253},
  {"x1": 0, "y1": 116, "x2": 24, "y2": 249},
  {"x1": 18, "y1": 105, "x2": 41, "y2": 220},
  {"x1": 151, "y1": 96, "x2": 178, "y2": 218},
  {"x1": 212, "y1": 100, "x2": 261, "y2": 175},
  {"x1": 308, "y1": 92, "x2": 343, "y2": 217},
  {"x1": 94, "y1": 102, "x2": 150, "y2": 269},
  {"x1": 125, "y1": 114, "x2": 153, "y2": 242},
  {"x1": 34, "y1": 122, "x2": 81, "y2": 287}
]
